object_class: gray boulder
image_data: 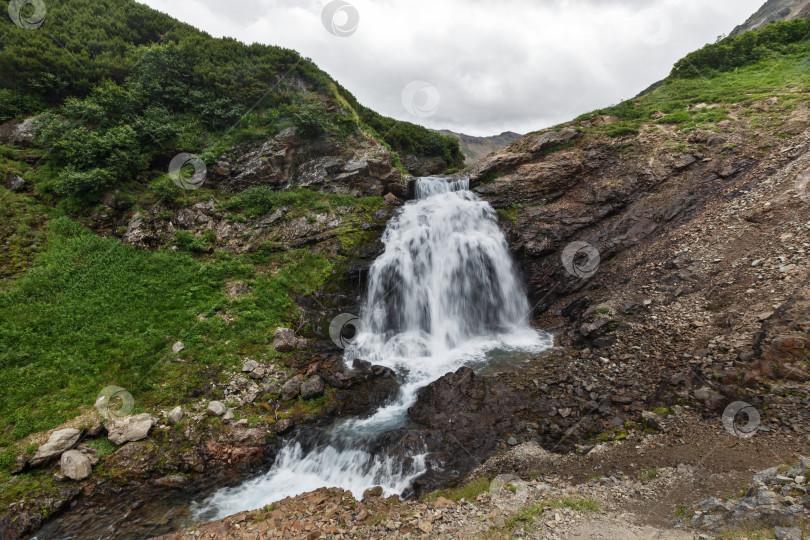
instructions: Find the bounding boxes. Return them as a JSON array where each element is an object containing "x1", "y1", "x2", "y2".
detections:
[
  {"x1": 106, "y1": 413, "x2": 156, "y2": 445},
  {"x1": 207, "y1": 401, "x2": 227, "y2": 416},
  {"x1": 272, "y1": 328, "x2": 306, "y2": 352},
  {"x1": 30, "y1": 428, "x2": 82, "y2": 466},
  {"x1": 60, "y1": 450, "x2": 92, "y2": 481},
  {"x1": 6, "y1": 174, "x2": 25, "y2": 192},
  {"x1": 281, "y1": 375, "x2": 304, "y2": 401},
  {"x1": 167, "y1": 406, "x2": 183, "y2": 425},
  {"x1": 300, "y1": 375, "x2": 325, "y2": 400}
]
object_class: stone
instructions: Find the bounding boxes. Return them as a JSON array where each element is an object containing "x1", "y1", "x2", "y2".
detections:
[
  {"x1": 299, "y1": 375, "x2": 325, "y2": 400},
  {"x1": 281, "y1": 375, "x2": 304, "y2": 401},
  {"x1": 6, "y1": 174, "x2": 25, "y2": 192},
  {"x1": 384, "y1": 193, "x2": 403, "y2": 206},
  {"x1": 60, "y1": 450, "x2": 92, "y2": 481},
  {"x1": 363, "y1": 486, "x2": 383, "y2": 498},
  {"x1": 207, "y1": 401, "x2": 227, "y2": 417},
  {"x1": 530, "y1": 128, "x2": 580, "y2": 153},
  {"x1": 222, "y1": 409, "x2": 234, "y2": 423},
  {"x1": 106, "y1": 413, "x2": 156, "y2": 445},
  {"x1": 242, "y1": 360, "x2": 259, "y2": 372},
  {"x1": 249, "y1": 367, "x2": 265, "y2": 380},
  {"x1": 167, "y1": 406, "x2": 183, "y2": 425},
  {"x1": 275, "y1": 418, "x2": 294, "y2": 434},
  {"x1": 172, "y1": 341, "x2": 185, "y2": 354},
  {"x1": 774, "y1": 527, "x2": 802, "y2": 540},
  {"x1": 641, "y1": 410, "x2": 663, "y2": 430},
  {"x1": 272, "y1": 327, "x2": 305, "y2": 352},
  {"x1": 507, "y1": 437, "x2": 518, "y2": 446},
  {"x1": 30, "y1": 429, "x2": 82, "y2": 466},
  {"x1": 674, "y1": 154, "x2": 697, "y2": 169}
]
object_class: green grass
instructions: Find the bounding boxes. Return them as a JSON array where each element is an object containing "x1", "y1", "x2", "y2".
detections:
[
  {"x1": 576, "y1": 41, "x2": 810, "y2": 141},
  {"x1": 223, "y1": 186, "x2": 382, "y2": 219},
  {"x1": 0, "y1": 211, "x2": 357, "y2": 453},
  {"x1": 545, "y1": 497, "x2": 600, "y2": 512},
  {"x1": 639, "y1": 467, "x2": 659, "y2": 482},
  {"x1": 425, "y1": 477, "x2": 491, "y2": 502}
]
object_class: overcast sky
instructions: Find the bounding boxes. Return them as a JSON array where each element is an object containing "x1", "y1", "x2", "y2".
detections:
[{"x1": 139, "y1": 0, "x2": 763, "y2": 136}]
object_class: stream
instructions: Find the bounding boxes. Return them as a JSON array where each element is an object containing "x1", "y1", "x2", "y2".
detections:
[{"x1": 32, "y1": 177, "x2": 552, "y2": 539}]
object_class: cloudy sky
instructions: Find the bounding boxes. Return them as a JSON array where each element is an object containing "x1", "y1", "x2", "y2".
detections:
[{"x1": 139, "y1": 0, "x2": 763, "y2": 136}]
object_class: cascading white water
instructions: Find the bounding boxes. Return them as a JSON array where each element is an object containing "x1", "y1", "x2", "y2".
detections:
[{"x1": 192, "y1": 177, "x2": 552, "y2": 521}]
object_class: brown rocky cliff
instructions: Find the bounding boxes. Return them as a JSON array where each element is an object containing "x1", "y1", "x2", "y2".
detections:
[{"x1": 470, "y1": 99, "x2": 810, "y2": 393}]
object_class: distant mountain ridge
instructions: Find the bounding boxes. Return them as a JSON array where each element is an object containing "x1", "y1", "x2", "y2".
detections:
[
  {"x1": 731, "y1": 0, "x2": 810, "y2": 35},
  {"x1": 436, "y1": 129, "x2": 522, "y2": 164}
]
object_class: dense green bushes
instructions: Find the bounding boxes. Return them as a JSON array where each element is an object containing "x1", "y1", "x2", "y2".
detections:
[
  {"x1": 0, "y1": 0, "x2": 461, "y2": 199},
  {"x1": 672, "y1": 19, "x2": 810, "y2": 77}
]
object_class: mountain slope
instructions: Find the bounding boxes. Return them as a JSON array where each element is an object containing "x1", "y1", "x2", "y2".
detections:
[
  {"x1": 436, "y1": 129, "x2": 522, "y2": 164},
  {"x1": 730, "y1": 0, "x2": 810, "y2": 35}
]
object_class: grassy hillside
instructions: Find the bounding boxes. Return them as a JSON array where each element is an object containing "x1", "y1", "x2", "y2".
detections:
[
  {"x1": 0, "y1": 0, "x2": 461, "y2": 208},
  {"x1": 557, "y1": 19, "x2": 810, "y2": 141}
]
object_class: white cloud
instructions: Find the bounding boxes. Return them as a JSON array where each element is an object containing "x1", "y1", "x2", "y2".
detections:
[{"x1": 139, "y1": 0, "x2": 763, "y2": 135}]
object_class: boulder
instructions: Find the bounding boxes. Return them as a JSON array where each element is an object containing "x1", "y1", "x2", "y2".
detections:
[
  {"x1": 273, "y1": 328, "x2": 306, "y2": 352},
  {"x1": 30, "y1": 429, "x2": 82, "y2": 466},
  {"x1": 167, "y1": 406, "x2": 183, "y2": 425},
  {"x1": 106, "y1": 413, "x2": 156, "y2": 445},
  {"x1": 530, "y1": 128, "x2": 580, "y2": 153},
  {"x1": 242, "y1": 360, "x2": 259, "y2": 372},
  {"x1": 207, "y1": 401, "x2": 227, "y2": 417},
  {"x1": 6, "y1": 174, "x2": 25, "y2": 192},
  {"x1": 300, "y1": 375, "x2": 325, "y2": 400},
  {"x1": 60, "y1": 450, "x2": 92, "y2": 481},
  {"x1": 281, "y1": 375, "x2": 304, "y2": 401}
]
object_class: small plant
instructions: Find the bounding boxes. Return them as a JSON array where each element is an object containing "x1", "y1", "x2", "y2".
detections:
[{"x1": 640, "y1": 467, "x2": 659, "y2": 482}]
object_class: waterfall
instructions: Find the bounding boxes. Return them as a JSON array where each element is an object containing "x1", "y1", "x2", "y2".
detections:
[{"x1": 192, "y1": 177, "x2": 552, "y2": 521}]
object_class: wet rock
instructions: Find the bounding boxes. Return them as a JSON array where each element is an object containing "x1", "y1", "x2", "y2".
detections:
[
  {"x1": 300, "y1": 375, "x2": 325, "y2": 400},
  {"x1": 273, "y1": 327, "x2": 306, "y2": 352},
  {"x1": 30, "y1": 428, "x2": 82, "y2": 467},
  {"x1": 106, "y1": 413, "x2": 156, "y2": 445},
  {"x1": 60, "y1": 450, "x2": 92, "y2": 481},
  {"x1": 155, "y1": 474, "x2": 190, "y2": 488},
  {"x1": 167, "y1": 406, "x2": 183, "y2": 426},
  {"x1": 363, "y1": 486, "x2": 383, "y2": 498},
  {"x1": 275, "y1": 418, "x2": 294, "y2": 434},
  {"x1": 384, "y1": 193, "x2": 403, "y2": 206},
  {"x1": 206, "y1": 401, "x2": 227, "y2": 417}
]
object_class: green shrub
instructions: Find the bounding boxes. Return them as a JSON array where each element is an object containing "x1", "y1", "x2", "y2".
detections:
[
  {"x1": 657, "y1": 110, "x2": 692, "y2": 124},
  {"x1": 293, "y1": 103, "x2": 331, "y2": 139},
  {"x1": 606, "y1": 125, "x2": 639, "y2": 138},
  {"x1": 672, "y1": 19, "x2": 810, "y2": 77}
]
